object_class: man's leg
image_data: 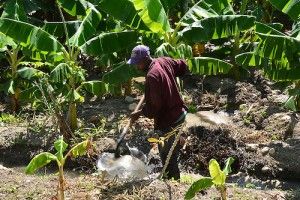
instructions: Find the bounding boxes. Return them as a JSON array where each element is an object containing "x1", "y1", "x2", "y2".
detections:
[{"x1": 158, "y1": 134, "x2": 180, "y2": 180}]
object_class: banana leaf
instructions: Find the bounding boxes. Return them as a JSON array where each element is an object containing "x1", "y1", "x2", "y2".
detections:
[
  {"x1": 235, "y1": 52, "x2": 268, "y2": 68},
  {"x1": 98, "y1": 0, "x2": 148, "y2": 30},
  {"x1": 180, "y1": 0, "x2": 235, "y2": 26},
  {"x1": 69, "y1": 7, "x2": 102, "y2": 47},
  {"x1": 185, "y1": 178, "x2": 213, "y2": 200},
  {"x1": 43, "y1": 21, "x2": 81, "y2": 38},
  {"x1": 25, "y1": 152, "x2": 57, "y2": 174},
  {"x1": 50, "y1": 63, "x2": 72, "y2": 83},
  {"x1": 24, "y1": 0, "x2": 53, "y2": 13},
  {"x1": 291, "y1": 21, "x2": 300, "y2": 40},
  {"x1": 155, "y1": 43, "x2": 193, "y2": 59},
  {"x1": 255, "y1": 22, "x2": 285, "y2": 35},
  {"x1": 65, "y1": 89, "x2": 84, "y2": 102},
  {"x1": 181, "y1": 15, "x2": 256, "y2": 43},
  {"x1": 102, "y1": 62, "x2": 143, "y2": 84},
  {"x1": 202, "y1": 0, "x2": 234, "y2": 15},
  {"x1": 179, "y1": 1, "x2": 218, "y2": 26},
  {"x1": 81, "y1": 80, "x2": 108, "y2": 96},
  {"x1": 17, "y1": 67, "x2": 44, "y2": 80},
  {"x1": 132, "y1": 0, "x2": 171, "y2": 33},
  {"x1": 209, "y1": 159, "x2": 226, "y2": 185},
  {"x1": 1, "y1": 0, "x2": 27, "y2": 22},
  {"x1": 264, "y1": 66, "x2": 300, "y2": 81},
  {"x1": 57, "y1": 0, "x2": 88, "y2": 16},
  {"x1": 160, "y1": 0, "x2": 180, "y2": 11},
  {"x1": 187, "y1": 57, "x2": 233, "y2": 75},
  {"x1": 0, "y1": 80, "x2": 15, "y2": 94},
  {"x1": 69, "y1": 140, "x2": 89, "y2": 157},
  {"x1": 54, "y1": 136, "x2": 68, "y2": 161},
  {"x1": 80, "y1": 31, "x2": 138, "y2": 56},
  {"x1": 21, "y1": 47, "x2": 64, "y2": 63},
  {"x1": 267, "y1": 0, "x2": 300, "y2": 21},
  {"x1": 255, "y1": 33, "x2": 300, "y2": 61},
  {"x1": 0, "y1": 32, "x2": 17, "y2": 51},
  {"x1": 0, "y1": 18, "x2": 65, "y2": 53}
]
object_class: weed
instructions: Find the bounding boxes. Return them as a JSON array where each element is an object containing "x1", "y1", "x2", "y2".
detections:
[{"x1": 0, "y1": 113, "x2": 20, "y2": 123}]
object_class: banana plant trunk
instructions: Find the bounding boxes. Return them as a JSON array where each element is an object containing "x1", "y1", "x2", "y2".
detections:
[
  {"x1": 123, "y1": 79, "x2": 132, "y2": 96},
  {"x1": 67, "y1": 102, "x2": 78, "y2": 132},
  {"x1": 10, "y1": 89, "x2": 20, "y2": 113},
  {"x1": 219, "y1": 186, "x2": 227, "y2": 200},
  {"x1": 295, "y1": 81, "x2": 300, "y2": 111},
  {"x1": 58, "y1": 165, "x2": 65, "y2": 200}
]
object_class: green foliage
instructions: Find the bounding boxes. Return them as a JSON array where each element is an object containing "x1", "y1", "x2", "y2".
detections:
[
  {"x1": 25, "y1": 152, "x2": 57, "y2": 174},
  {"x1": 102, "y1": 62, "x2": 143, "y2": 85},
  {"x1": 131, "y1": 0, "x2": 171, "y2": 34},
  {"x1": 155, "y1": 43, "x2": 193, "y2": 59},
  {"x1": 187, "y1": 104, "x2": 197, "y2": 114},
  {"x1": 185, "y1": 157, "x2": 234, "y2": 200},
  {"x1": 267, "y1": 0, "x2": 300, "y2": 20},
  {"x1": 0, "y1": 18, "x2": 65, "y2": 53},
  {"x1": 43, "y1": 21, "x2": 81, "y2": 39},
  {"x1": 182, "y1": 15, "x2": 256, "y2": 43},
  {"x1": 25, "y1": 136, "x2": 90, "y2": 200},
  {"x1": 187, "y1": 57, "x2": 233, "y2": 75},
  {"x1": 54, "y1": 137, "x2": 68, "y2": 162},
  {"x1": 185, "y1": 178, "x2": 214, "y2": 199},
  {"x1": 0, "y1": 113, "x2": 20, "y2": 123},
  {"x1": 80, "y1": 31, "x2": 138, "y2": 56},
  {"x1": 68, "y1": 7, "x2": 102, "y2": 47},
  {"x1": 81, "y1": 81, "x2": 108, "y2": 96},
  {"x1": 1, "y1": 0, "x2": 28, "y2": 22},
  {"x1": 50, "y1": 63, "x2": 72, "y2": 83},
  {"x1": 57, "y1": 0, "x2": 88, "y2": 16},
  {"x1": 25, "y1": 136, "x2": 90, "y2": 173},
  {"x1": 98, "y1": 0, "x2": 148, "y2": 30}
]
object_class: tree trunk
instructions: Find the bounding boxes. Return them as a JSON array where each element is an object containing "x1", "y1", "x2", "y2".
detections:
[
  {"x1": 58, "y1": 165, "x2": 65, "y2": 200},
  {"x1": 123, "y1": 79, "x2": 132, "y2": 96},
  {"x1": 67, "y1": 103, "x2": 78, "y2": 132}
]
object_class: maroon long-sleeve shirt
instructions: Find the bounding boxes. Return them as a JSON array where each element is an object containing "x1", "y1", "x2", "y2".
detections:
[{"x1": 142, "y1": 57, "x2": 188, "y2": 130}]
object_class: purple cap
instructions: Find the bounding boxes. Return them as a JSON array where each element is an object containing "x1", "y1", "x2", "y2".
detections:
[{"x1": 127, "y1": 45, "x2": 150, "y2": 65}]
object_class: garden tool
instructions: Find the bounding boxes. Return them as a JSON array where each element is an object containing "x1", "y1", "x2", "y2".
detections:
[{"x1": 114, "y1": 95, "x2": 145, "y2": 158}]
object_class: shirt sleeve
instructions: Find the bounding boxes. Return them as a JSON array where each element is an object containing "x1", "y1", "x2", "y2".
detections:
[
  {"x1": 173, "y1": 59, "x2": 188, "y2": 77},
  {"x1": 142, "y1": 75, "x2": 162, "y2": 118}
]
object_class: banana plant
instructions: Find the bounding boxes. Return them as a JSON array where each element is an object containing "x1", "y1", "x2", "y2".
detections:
[
  {"x1": 185, "y1": 157, "x2": 235, "y2": 200},
  {"x1": 0, "y1": 1, "x2": 139, "y2": 132},
  {"x1": 0, "y1": 1, "x2": 46, "y2": 112},
  {"x1": 236, "y1": 2, "x2": 300, "y2": 110},
  {"x1": 179, "y1": 0, "x2": 257, "y2": 78},
  {"x1": 97, "y1": 0, "x2": 257, "y2": 81},
  {"x1": 25, "y1": 136, "x2": 92, "y2": 200}
]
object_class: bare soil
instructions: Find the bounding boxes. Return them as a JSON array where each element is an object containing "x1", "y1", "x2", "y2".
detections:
[{"x1": 1, "y1": 73, "x2": 300, "y2": 199}]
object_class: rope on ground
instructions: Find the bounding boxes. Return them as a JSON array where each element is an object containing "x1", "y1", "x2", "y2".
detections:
[{"x1": 158, "y1": 123, "x2": 185, "y2": 180}]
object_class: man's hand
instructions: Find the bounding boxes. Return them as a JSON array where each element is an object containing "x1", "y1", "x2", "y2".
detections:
[{"x1": 130, "y1": 109, "x2": 143, "y2": 122}]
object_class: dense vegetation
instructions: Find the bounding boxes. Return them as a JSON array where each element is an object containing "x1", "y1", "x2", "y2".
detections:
[{"x1": 0, "y1": 0, "x2": 299, "y2": 199}]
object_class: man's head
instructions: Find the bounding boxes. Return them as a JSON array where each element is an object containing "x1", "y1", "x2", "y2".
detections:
[{"x1": 127, "y1": 45, "x2": 152, "y2": 71}]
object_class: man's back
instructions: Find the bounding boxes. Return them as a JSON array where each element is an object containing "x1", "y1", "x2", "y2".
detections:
[{"x1": 142, "y1": 57, "x2": 187, "y2": 130}]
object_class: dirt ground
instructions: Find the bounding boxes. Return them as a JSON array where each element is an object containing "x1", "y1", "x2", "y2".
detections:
[
  {"x1": 0, "y1": 165, "x2": 289, "y2": 200},
  {"x1": 1, "y1": 73, "x2": 300, "y2": 199}
]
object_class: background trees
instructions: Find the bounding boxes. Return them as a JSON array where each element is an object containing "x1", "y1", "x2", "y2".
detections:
[{"x1": 0, "y1": 0, "x2": 299, "y2": 133}]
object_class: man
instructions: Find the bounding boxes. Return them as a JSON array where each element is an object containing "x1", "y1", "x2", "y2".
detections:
[{"x1": 127, "y1": 44, "x2": 188, "y2": 180}]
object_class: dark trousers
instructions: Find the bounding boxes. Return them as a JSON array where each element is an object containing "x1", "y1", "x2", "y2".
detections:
[{"x1": 157, "y1": 118, "x2": 185, "y2": 180}]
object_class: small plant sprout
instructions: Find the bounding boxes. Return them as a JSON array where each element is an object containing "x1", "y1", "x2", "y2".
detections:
[
  {"x1": 25, "y1": 136, "x2": 92, "y2": 200},
  {"x1": 185, "y1": 157, "x2": 235, "y2": 200}
]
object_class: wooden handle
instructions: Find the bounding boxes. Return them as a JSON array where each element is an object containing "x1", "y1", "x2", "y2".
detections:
[{"x1": 115, "y1": 95, "x2": 145, "y2": 157}]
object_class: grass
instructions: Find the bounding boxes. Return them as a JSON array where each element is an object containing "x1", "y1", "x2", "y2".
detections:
[{"x1": 0, "y1": 113, "x2": 21, "y2": 123}]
